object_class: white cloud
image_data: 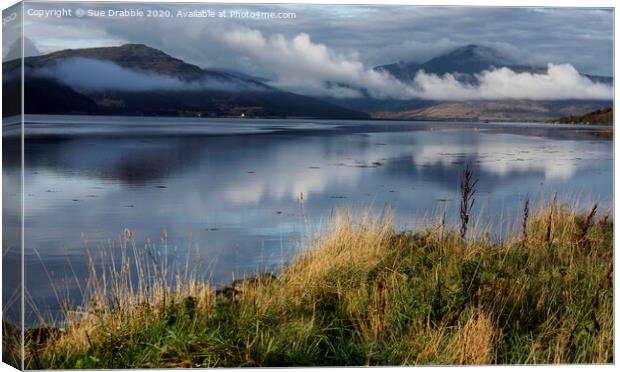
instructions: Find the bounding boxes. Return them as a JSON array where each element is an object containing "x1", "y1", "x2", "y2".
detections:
[
  {"x1": 221, "y1": 28, "x2": 413, "y2": 99},
  {"x1": 25, "y1": 26, "x2": 613, "y2": 102},
  {"x1": 220, "y1": 28, "x2": 612, "y2": 102},
  {"x1": 413, "y1": 64, "x2": 613, "y2": 101}
]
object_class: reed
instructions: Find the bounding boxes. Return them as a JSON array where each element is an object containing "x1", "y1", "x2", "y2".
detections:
[
  {"x1": 521, "y1": 195, "x2": 530, "y2": 246},
  {"x1": 459, "y1": 165, "x2": 478, "y2": 240}
]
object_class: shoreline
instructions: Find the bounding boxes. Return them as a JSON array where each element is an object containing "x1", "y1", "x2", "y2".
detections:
[{"x1": 7, "y1": 198, "x2": 613, "y2": 367}]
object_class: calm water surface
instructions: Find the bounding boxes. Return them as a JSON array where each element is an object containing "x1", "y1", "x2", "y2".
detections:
[{"x1": 2, "y1": 115, "x2": 613, "y2": 324}]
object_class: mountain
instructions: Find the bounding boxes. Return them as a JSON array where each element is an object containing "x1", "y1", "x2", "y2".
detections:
[
  {"x1": 375, "y1": 44, "x2": 612, "y2": 82},
  {"x1": 23, "y1": 76, "x2": 99, "y2": 114},
  {"x1": 2, "y1": 44, "x2": 369, "y2": 119},
  {"x1": 355, "y1": 44, "x2": 613, "y2": 121},
  {"x1": 3, "y1": 43, "x2": 612, "y2": 122},
  {"x1": 11, "y1": 44, "x2": 261, "y2": 85},
  {"x1": 419, "y1": 44, "x2": 515, "y2": 74},
  {"x1": 376, "y1": 44, "x2": 521, "y2": 79}
]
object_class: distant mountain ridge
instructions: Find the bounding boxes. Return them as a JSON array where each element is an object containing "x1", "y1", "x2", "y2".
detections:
[
  {"x1": 3, "y1": 44, "x2": 369, "y2": 119},
  {"x1": 350, "y1": 44, "x2": 613, "y2": 121},
  {"x1": 376, "y1": 44, "x2": 520, "y2": 80},
  {"x1": 22, "y1": 44, "x2": 209, "y2": 80},
  {"x1": 4, "y1": 43, "x2": 273, "y2": 91},
  {"x1": 375, "y1": 44, "x2": 612, "y2": 84},
  {"x1": 2, "y1": 43, "x2": 613, "y2": 122}
]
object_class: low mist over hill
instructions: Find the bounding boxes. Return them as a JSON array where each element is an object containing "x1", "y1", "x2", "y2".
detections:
[
  {"x1": 356, "y1": 44, "x2": 612, "y2": 121},
  {"x1": 2, "y1": 44, "x2": 368, "y2": 119},
  {"x1": 3, "y1": 43, "x2": 612, "y2": 121}
]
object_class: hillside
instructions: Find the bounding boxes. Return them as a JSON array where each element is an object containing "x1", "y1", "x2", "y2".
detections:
[
  {"x1": 2, "y1": 43, "x2": 612, "y2": 122},
  {"x1": 6, "y1": 44, "x2": 263, "y2": 85},
  {"x1": 2, "y1": 44, "x2": 369, "y2": 119},
  {"x1": 376, "y1": 44, "x2": 518, "y2": 79},
  {"x1": 372, "y1": 100, "x2": 612, "y2": 123},
  {"x1": 547, "y1": 108, "x2": 613, "y2": 125}
]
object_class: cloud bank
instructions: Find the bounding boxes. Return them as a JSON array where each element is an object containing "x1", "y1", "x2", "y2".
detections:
[
  {"x1": 30, "y1": 32, "x2": 613, "y2": 102},
  {"x1": 412, "y1": 64, "x2": 613, "y2": 101},
  {"x1": 221, "y1": 29, "x2": 411, "y2": 99},
  {"x1": 221, "y1": 28, "x2": 613, "y2": 101},
  {"x1": 34, "y1": 58, "x2": 264, "y2": 92}
]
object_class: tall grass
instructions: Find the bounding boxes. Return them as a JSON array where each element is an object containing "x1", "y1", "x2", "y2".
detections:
[{"x1": 18, "y1": 197, "x2": 614, "y2": 368}]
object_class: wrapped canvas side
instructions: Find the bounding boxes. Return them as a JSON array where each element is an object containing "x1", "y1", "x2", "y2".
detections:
[{"x1": 2, "y1": 2, "x2": 24, "y2": 370}]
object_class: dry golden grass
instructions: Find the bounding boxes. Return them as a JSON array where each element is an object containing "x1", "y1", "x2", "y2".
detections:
[
  {"x1": 20, "y1": 199, "x2": 614, "y2": 368},
  {"x1": 449, "y1": 310, "x2": 495, "y2": 365}
]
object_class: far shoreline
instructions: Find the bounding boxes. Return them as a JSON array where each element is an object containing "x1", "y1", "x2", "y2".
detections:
[
  {"x1": 2, "y1": 114, "x2": 612, "y2": 142},
  {"x1": 8, "y1": 113, "x2": 614, "y2": 126}
]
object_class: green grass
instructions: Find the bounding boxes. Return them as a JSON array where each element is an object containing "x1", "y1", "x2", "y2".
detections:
[{"x1": 17, "y1": 200, "x2": 614, "y2": 368}]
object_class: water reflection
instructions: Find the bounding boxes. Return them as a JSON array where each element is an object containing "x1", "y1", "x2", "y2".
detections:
[{"x1": 12, "y1": 117, "x2": 612, "y2": 325}]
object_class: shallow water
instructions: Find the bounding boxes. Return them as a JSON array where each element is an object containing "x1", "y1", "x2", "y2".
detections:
[{"x1": 2, "y1": 115, "x2": 613, "y2": 325}]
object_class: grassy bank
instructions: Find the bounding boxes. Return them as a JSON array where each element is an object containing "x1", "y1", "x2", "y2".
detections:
[
  {"x1": 547, "y1": 108, "x2": 613, "y2": 125},
  {"x1": 20, "y1": 198, "x2": 613, "y2": 368}
]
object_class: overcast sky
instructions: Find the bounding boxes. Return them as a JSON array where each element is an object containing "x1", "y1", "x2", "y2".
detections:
[
  {"x1": 3, "y1": 2, "x2": 612, "y2": 100},
  {"x1": 16, "y1": 3, "x2": 613, "y2": 76}
]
